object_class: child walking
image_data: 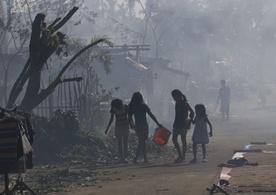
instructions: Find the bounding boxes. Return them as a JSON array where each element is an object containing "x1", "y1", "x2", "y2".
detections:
[
  {"x1": 190, "y1": 104, "x2": 213, "y2": 163},
  {"x1": 171, "y1": 89, "x2": 194, "y2": 163},
  {"x1": 128, "y1": 92, "x2": 162, "y2": 164},
  {"x1": 105, "y1": 98, "x2": 130, "y2": 164}
]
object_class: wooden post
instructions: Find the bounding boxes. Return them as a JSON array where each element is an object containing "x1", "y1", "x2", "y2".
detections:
[
  {"x1": 77, "y1": 81, "x2": 83, "y2": 119},
  {"x1": 63, "y1": 77, "x2": 67, "y2": 111},
  {"x1": 73, "y1": 82, "x2": 79, "y2": 115},
  {"x1": 68, "y1": 81, "x2": 73, "y2": 109},
  {"x1": 60, "y1": 80, "x2": 63, "y2": 109}
]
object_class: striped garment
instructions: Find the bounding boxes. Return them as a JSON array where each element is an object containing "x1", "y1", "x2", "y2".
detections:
[
  {"x1": 112, "y1": 105, "x2": 129, "y2": 128},
  {"x1": 0, "y1": 121, "x2": 18, "y2": 162},
  {"x1": 115, "y1": 112, "x2": 129, "y2": 127}
]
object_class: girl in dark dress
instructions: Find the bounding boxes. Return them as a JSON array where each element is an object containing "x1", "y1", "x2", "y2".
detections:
[
  {"x1": 171, "y1": 89, "x2": 194, "y2": 163},
  {"x1": 128, "y1": 92, "x2": 162, "y2": 164}
]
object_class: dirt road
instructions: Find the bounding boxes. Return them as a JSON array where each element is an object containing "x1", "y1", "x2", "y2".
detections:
[
  {"x1": 2, "y1": 90, "x2": 276, "y2": 195},
  {"x1": 62, "y1": 92, "x2": 276, "y2": 195}
]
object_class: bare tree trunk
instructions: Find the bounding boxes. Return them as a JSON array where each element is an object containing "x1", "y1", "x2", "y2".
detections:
[
  {"x1": 7, "y1": 7, "x2": 79, "y2": 112},
  {"x1": 7, "y1": 6, "x2": 109, "y2": 113}
]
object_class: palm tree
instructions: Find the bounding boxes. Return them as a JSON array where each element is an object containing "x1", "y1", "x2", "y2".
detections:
[{"x1": 7, "y1": 6, "x2": 113, "y2": 113}]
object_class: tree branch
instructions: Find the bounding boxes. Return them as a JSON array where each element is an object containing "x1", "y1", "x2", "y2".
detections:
[
  {"x1": 52, "y1": 6, "x2": 79, "y2": 32},
  {"x1": 33, "y1": 39, "x2": 106, "y2": 111},
  {"x1": 48, "y1": 17, "x2": 62, "y2": 29},
  {"x1": 63, "y1": 77, "x2": 83, "y2": 83},
  {"x1": 34, "y1": 76, "x2": 82, "y2": 110},
  {"x1": 58, "y1": 38, "x2": 105, "y2": 77},
  {"x1": 29, "y1": 13, "x2": 45, "y2": 59},
  {"x1": 7, "y1": 58, "x2": 32, "y2": 107}
]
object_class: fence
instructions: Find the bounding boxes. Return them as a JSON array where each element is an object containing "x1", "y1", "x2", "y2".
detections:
[{"x1": 34, "y1": 70, "x2": 103, "y2": 119}]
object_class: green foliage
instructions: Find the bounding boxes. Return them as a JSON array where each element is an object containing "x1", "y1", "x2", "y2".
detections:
[
  {"x1": 80, "y1": 87, "x2": 118, "y2": 132},
  {"x1": 41, "y1": 28, "x2": 61, "y2": 49},
  {"x1": 49, "y1": 109, "x2": 81, "y2": 145},
  {"x1": 66, "y1": 36, "x2": 113, "y2": 74},
  {"x1": 32, "y1": 109, "x2": 83, "y2": 163}
]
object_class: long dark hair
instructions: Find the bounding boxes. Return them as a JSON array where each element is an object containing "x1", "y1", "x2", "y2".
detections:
[
  {"x1": 128, "y1": 92, "x2": 144, "y2": 110},
  {"x1": 110, "y1": 98, "x2": 123, "y2": 111},
  {"x1": 195, "y1": 104, "x2": 207, "y2": 117},
  {"x1": 171, "y1": 89, "x2": 188, "y2": 102}
]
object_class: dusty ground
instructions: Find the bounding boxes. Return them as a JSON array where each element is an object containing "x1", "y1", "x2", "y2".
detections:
[{"x1": 2, "y1": 89, "x2": 276, "y2": 195}]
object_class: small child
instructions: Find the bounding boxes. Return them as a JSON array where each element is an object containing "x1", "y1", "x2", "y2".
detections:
[
  {"x1": 190, "y1": 104, "x2": 213, "y2": 163},
  {"x1": 105, "y1": 98, "x2": 130, "y2": 164},
  {"x1": 128, "y1": 92, "x2": 162, "y2": 164}
]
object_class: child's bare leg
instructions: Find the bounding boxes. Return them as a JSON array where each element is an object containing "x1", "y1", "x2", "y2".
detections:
[
  {"x1": 172, "y1": 133, "x2": 182, "y2": 159},
  {"x1": 226, "y1": 112, "x2": 229, "y2": 121},
  {"x1": 141, "y1": 140, "x2": 148, "y2": 162},
  {"x1": 133, "y1": 138, "x2": 142, "y2": 163},
  {"x1": 123, "y1": 135, "x2": 128, "y2": 162},
  {"x1": 192, "y1": 142, "x2": 197, "y2": 159},
  {"x1": 135, "y1": 140, "x2": 142, "y2": 156},
  {"x1": 117, "y1": 137, "x2": 123, "y2": 163},
  {"x1": 221, "y1": 112, "x2": 225, "y2": 122},
  {"x1": 202, "y1": 143, "x2": 206, "y2": 159},
  {"x1": 181, "y1": 134, "x2": 187, "y2": 160},
  {"x1": 189, "y1": 142, "x2": 197, "y2": 163}
]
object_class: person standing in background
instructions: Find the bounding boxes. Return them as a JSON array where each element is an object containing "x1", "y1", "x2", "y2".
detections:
[{"x1": 217, "y1": 79, "x2": 231, "y2": 122}]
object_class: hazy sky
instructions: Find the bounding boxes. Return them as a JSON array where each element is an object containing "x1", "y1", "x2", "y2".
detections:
[{"x1": 84, "y1": 0, "x2": 146, "y2": 17}]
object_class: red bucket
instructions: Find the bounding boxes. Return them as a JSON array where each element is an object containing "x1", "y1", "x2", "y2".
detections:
[{"x1": 153, "y1": 127, "x2": 171, "y2": 146}]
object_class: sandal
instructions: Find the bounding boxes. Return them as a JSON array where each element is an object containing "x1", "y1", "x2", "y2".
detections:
[
  {"x1": 189, "y1": 158, "x2": 197, "y2": 163},
  {"x1": 174, "y1": 156, "x2": 183, "y2": 163}
]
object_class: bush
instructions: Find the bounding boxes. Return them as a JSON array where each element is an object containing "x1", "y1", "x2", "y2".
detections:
[
  {"x1": 32, "y1": 109, "x2": 83, "y2": 163},
  {"x1": 32, "y1": 110, "x2": 171, "y2": 165}
]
